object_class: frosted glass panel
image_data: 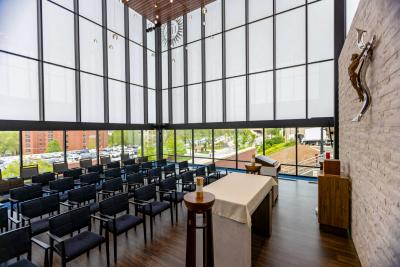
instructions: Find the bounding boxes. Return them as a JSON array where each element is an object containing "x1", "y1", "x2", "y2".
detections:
[
  {"x1": 147, "y1": 51, "x2": 156, "y2": 89},
  {"x1": 308, "y1": 0, "x2": 334, "y2": 62},
  {"x1": 43, "y1": 1, "x2": 75, "y2": 68},
  {"x1": 147, "y1": 21, "x2": 156, "y2": 51},
  {"x1": 130, "y1": 42, "x2": 143, "y2": 85},
  {"x1": 276, "y1": 66, "x2": 306, "y2": 120},
  {"x1": 148, "y1": 89, "x2": 156, "y2": 124},
  {"x1": 276, "y1": 7, "x2": 305, "y2": 68},
  {"x1": 108, "y1": 79, "x2": 126, "y2": 123},
  {"x1": 226, "y1": 77, "x2": 246, "y2": 122},
  {"x1": 129, "y1": 9, "x2": 143, "y2": 44},
  {"x1": 80, "y1": 18, "x2": 103, "y2": 75},
  {"x1": 161, "y1": 23, "x2": 168, "y2": 52},
  {"x1": 162, "y1": 52, "x2": 169, "y2": 89},
  {"x1": 162, "y1": 90, "x2": 169, "y2": 123},
  {"x1": 249, "y1": 18, "x2": 273, "y2": 73},
  {"x1": 226, "y1": 27, "x2": 246, "y2": 78},
  {"x1": 51, "y1": 0, "x2": 73, "y2": 10},
  {"x1": 44, "y1": 64, "x2": 76, "y2": 122},
  {"x1": 187, "y1": 9, "x2": 201, "y2": 42},
  {"x1": 80, "y1": 73, "x2": 104, "y2": 123},
  {"x1": 79, "y1": 0, "x2": 102, "y2": 24},
  {"x1": 107, "y1": 0, "x2": 125, "y2": 36},
  {"x1": 172, "y1": 87, "x2": 185, "y2": 124},
  {"x1": 0, "y1": 53, "x2": 39, "y2": 121},
  {"x1": 131, "y1": 85, "x2": 144, "y2": 124},
  {"x1": 225, "y1": 0, "x2": 245, "y2": 30},
  {"x1": 206, "y1": 81, "x2": 223, "y2": 122},
  {"x1": 172, "y1": 47, "x2": 184, "y2": 87},
  {"x1": 187, "y1": 41, "x2": 202, "y2": 84},
  {"x1": 188, "y1": 84, "x2": 203, "y2": 123},
  {"x1": 107, "y1": 30, "x2": 125, "y2": 81},
  {"x1": 205, "y1": 0, "x2": 222, "y2": 37},
  {"x1": 249, "y1": 0, "x2": 273, "y2": 22},
  {"x1": 276, "y1": 0, "x2": 305, "y2": 13},
  {"x1": 308, "y1": 61, "x2": 334, "y2": 118},
  {"x1": 249, "y1": 72, "x2": 273, "y2": 121},
  {"x1": 205, "y1": 35, "x2": 222, "y2": 81},
  {"x1": 0, "y1": 0, "x2": 37, "y2": 58}
]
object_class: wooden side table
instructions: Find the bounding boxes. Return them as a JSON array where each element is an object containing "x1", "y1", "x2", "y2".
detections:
[
  {"x1": 184, "y1": 192, "x2": 215, "y2": 267},
  {"x1": 244, "y1": 163, "x2": 262, "y2": 175}
]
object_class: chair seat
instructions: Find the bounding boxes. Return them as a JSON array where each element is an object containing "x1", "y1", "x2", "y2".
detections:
[
  {"x1": 107, "y1": 214, "x2": 143, "y2": 235},
  {"x1": 31, "y1": 219, "x2": 49, "y2": 236},
  {"x1": 162, "y1": 192, "x2": 184, "y2": 203},
  {"x1": 95, "y1": 184, "x2": 102, "y2": 192},
  {"x1": 55, "y1": 231, "x2": 105, "y2": 260},
  {"x1": 59, "y1": 193, "x2": 68, "y2": 202},
  {"x1": 8, "y1": 259, "x2": 37, "y2": 267},
  {"x1": 138, "y1": 201, "x2": 170, "y2": 216},
  {"x1": 89, "y1": 202, "x2": 99, "y2": 214}
]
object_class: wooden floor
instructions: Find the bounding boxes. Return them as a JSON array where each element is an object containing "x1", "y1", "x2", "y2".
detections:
[{"x1": 30, "y1": 180, "x2": 361, "y2": 267}]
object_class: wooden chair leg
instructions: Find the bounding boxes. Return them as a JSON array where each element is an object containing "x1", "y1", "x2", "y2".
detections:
[
  {"x1": 170, "y1": 206, "x2": 174, "y2": 225},
  {"x1": 150, "y1": 216, "x2": 153, "y2": 240},
  {"x1": 175, "y1": 202, "x2": 179, "y2": 223}
]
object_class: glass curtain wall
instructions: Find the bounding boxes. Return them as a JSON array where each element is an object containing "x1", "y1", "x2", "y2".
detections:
[
  {"x1": 66, "y1": 130, "x2": 97, "y2": 168},
  {"x1": 163, "y1": 130, "x2": 175, "y2": 161},
  {"x1": 0, "y1": 131, "x2": 20, "y2": 178},
  {"x1": 193, "y1": 130, "x2": 213, "y2": 165},
  {"x1": 123, "y1": 130, "x2": 142, "y2": 159},
  {"x1": 143, "y1": 130, "x2": 157, "y2": 160},
  {"x1": 99, "y1": 130, "x2": 122, "y2": 162},
  {"x1": 176, "y1": 130, "x2": 193, "y2": 163}
]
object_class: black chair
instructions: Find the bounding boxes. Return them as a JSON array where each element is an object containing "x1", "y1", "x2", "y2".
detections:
[
  {"x1": 79, "y1": 172, "x2": 101, "y2": 191},
  {"x1": 180, "y1": 171, "x2": 196, "y2": 192},
  {"x1": 106, "y1": 161, "x2": 120, "y2": 169},
  {"x1": 87, "y1": 164, "x2": 104, "y2": 174},
  {"x1": 67, "y1": 185, "x2": 99, "y2": 215},
  {"x1": 104, "y1": 168, "x2": 121, "y2": 180},
  {"x1": 53, "y1": 162, "x2": 68, "y2": 176},
  {"x1": 156, "y1": 159, "x2": 167, "y2": 168},
  {"x1": 207, "y1": 163, "x2": 227, "y2": 183},
  {"x1": 0, "y1": 226, "x2": 49, "y2": 267},
  {"x1": 0, "y1": 207, "x2": 9, "y2": 232},
  {"x1": 133, "y1": 184, "x2": 173, "y2": 240},
  {"x1": 48, "y1": 206, "x2": 110, "y2": 267},
  {"x1": 163, "y1": 163, "x2": 176, "y2": 179},
  {"x1": 20, "y1": 194, "x2": 60, "y2": 237},
  {"x1": 137, "y1": 156, "x2": 149, "y2": 163},
  {"x1": 125, "y1": 173, "x2": 145, "y2": 194},
  {"x1": 124, "y1": 164, "x2": 140, "y2": 176},
  {"x1": 48, "y1": 178, "x2": 75, "y2": 202},
  {"x1": 32, "y1": 172, "x2": 56, "y2": 189},
  {"x1": 178, "y1": 161, "x2": 189, "y2": 174},
  {"x1": 63, "y1": 168, "x2": 83, "y2": 181},
  {"x1": 99, "y1": 193, "x2": 146, "y2": 262},
  {"x1": 98, "y1": 178, "x2": 124, "y2": 200},
  {"x1": 195, "y1": 166, "x2": 206, "y2": 178},
  {"x1": 159, "y1": 177, "x2": 184, "y2": 223},
  {"x1": 147, "y1": 167, "x2": 162, "y2": 185},
  {"x1": 9, "y1": 184, "x2": 44, "y2": 219},
  {"x1": 123, "y1": 159, "x2": 135, "y2": 166},
  {"x1": 140, "y1": 161, "x2": 153, "y2": 176}
]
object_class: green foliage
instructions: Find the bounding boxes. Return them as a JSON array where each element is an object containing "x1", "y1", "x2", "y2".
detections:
[
  {"x1": 46, "y1": 140, "x2": 62, "y2": 153},
  {"x1": 264, "y1": 136, "x2": 285, "y2": 149},
  {"x1": 0, "y1": 132, "x2": 19, "y2": 156},
  {"x1": 1, "y1": 160, "x2": 20, "y2": 178},
  {"x1": 265, "y1": 141, "x2": 295, "y2": 156},
  {"x1": 237, "y1": 129, "x2": 256, "y2": 150},
  {"x1": 108, "y1": 131, "x2": 122, "y2": 147}
]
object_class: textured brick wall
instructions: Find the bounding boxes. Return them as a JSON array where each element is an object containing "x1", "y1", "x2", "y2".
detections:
[{"x1": 339, "y1": 0, "x2": 400, "y2": 266}]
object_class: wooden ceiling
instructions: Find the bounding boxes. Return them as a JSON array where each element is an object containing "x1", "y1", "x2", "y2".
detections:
[{"x1": 123, "y1": 0, "x2": 215, "y2": 25}]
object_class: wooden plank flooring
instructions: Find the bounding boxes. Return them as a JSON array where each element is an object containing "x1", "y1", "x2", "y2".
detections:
[{"x1": 30, "y1": 180, "x2": 361, "y2": 267}]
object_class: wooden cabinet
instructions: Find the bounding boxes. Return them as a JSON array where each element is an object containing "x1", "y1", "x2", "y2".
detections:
[{"x1": 318, "y1": 171, "x2": 350, "y2": 234}]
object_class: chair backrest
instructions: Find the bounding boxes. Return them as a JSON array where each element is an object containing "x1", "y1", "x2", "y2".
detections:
[
  {"x1": 159, "y1": 177, "x2": 176, "y2": 191},
  {"x1": 20, "y1": 194, "x2": 59, "y2": 219},
  {"x1": 63, "y1": 168, "x2": 83, "y2": 180},
  {"x1": 195, "y1": 167, "x2": 206, "y2": 177},
  {"x1": 80, "y1": 172, "x2": 100, "y2": 185},
  {"x1": 181, "y1": 171, "x2": 194, "y2": 183},
  {"x1": 137, "y1": 156, "x2": 148, "y2": 163},
  {"x1": 49, "y1": 206, "x2": 91, "y2": 237},
  {"x1": 53, "y1": 161, "x2": 68, "y2": 174},
  {"x1": 20, "y1": 165, "x2": 39, "y2": 179},
  {"x1": 164, "y1": 163, "x2": 175, "y2": 172},
  {"x1": 104, "y1": 168, "x2": 121, "y2": 179},
  {"x1": 134, "y1": 184, "x2": 156, "y2": 201},
  {"x1": 148, "y1": 167, "x2": 161, "y2": 178},
  {"x1": 123, "y1": 158, "x2": 136, "y2": 166},
  {"x1": 125, "y1": 164, "x2": 140, "y2": 175},
  {"x1": 49, "y1": 177, "x2": 75, "y2": 193},
  {"x1": 32, "y1": 172, "x2": 56, "y2": 187},
  {"x1": 157, "y1": 159, "x2": 167, "y2": 167},
  {"x1": 99, "y1": 193, "x2": 129, "y2": 216},
  {"x1": 141, "y1": 161, "x2": 153, "y2": 170},
  {"x1": 0, "y1": 226, "x2": 31, "y2": 263},
  {"x1": 0, "y1": 207, "x2": 8, "y2": 229},
  {"x1": 102, "y1": 177, "x2": 123, "y2": 192},
  {"x1": 87, "y1": 164, "x2": 104, "y2": 174},
  {"x1": 121, "y1": 153, "x2": 130, "y2": 161},
  {"x1": 79, "y1": 158, "x2": 93, "y2": 169},
  {"x1": 126, "y1": 173, "x2": 144, "y2": 185},
  {"x1": 100, "y1": 156, "x2": 111, "y2": 165},
  {"x1": 178, "y1": 161, "x2": 189, "y2": 170},
  {"x1": 207, "y1": 163, "x2": 216, "y2": 174},
  {"x1": 10, "y1": 184, "x2": 43, "y2": 202},
  {"x1": 107, "y1": 161, "x2": 120, "y2": 169},
  {"x1": 68, "y1": 185, "x2": 96, "y2": 204}
]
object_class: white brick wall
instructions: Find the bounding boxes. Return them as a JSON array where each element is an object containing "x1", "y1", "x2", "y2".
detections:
[{"x1": 339, "y1": 0, "x2": 400, "y2": 266}]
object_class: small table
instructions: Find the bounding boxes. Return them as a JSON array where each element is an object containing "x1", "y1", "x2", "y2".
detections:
[
  {"x1": 184, "y1": 192, "x2": 215, "y2": 267},
  {"x1": 244, "y1": 163, "x2": 262, "y2": 174}
]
